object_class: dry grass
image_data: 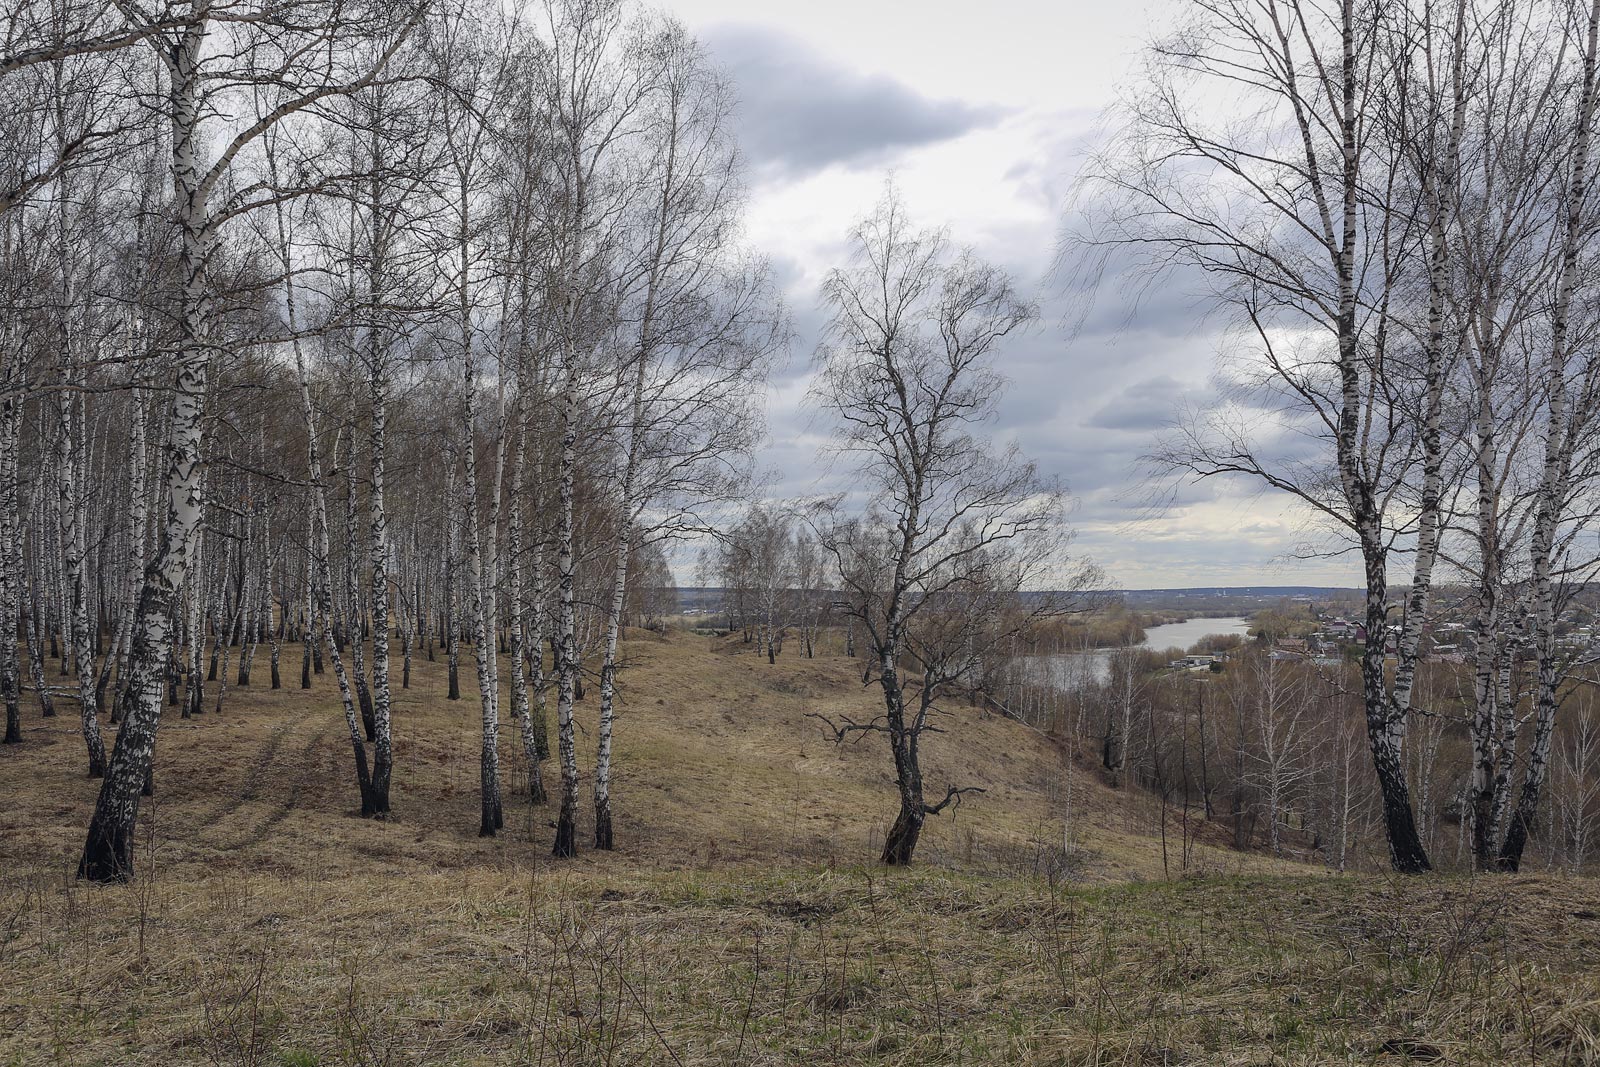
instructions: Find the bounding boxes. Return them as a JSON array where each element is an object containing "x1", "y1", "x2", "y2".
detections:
[
  {"x1": 2, "y1": 632, "x2": 1598, "y2": 1064},
  {"x1": 1, "y1": 631, "x2": 1275, "y2": 882}
]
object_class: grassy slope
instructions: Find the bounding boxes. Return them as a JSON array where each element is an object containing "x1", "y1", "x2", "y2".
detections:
[{"x1": 1, "y1": 632, "x2": 1598, "y2": 1065}]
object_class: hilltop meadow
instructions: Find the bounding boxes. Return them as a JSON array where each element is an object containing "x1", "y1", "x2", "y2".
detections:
[{"x1": 5, "y1": 632, "x2": 1600, "y2": 1066}]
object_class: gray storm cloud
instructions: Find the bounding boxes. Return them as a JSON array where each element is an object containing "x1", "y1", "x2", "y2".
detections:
[{"x1": 701, "y1": 24, "x2": 1006, "y2": 179}]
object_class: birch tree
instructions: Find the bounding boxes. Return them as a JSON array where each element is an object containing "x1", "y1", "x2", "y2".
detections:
[
  {"x1": 1498, "y1": 0, "x2": 1600, "y2": 871},
  {"x1": 327, "y1": 35, "x2": 437, "y2": 813},
  {"x1": 0, "y1": 214, "x2": 25, "y2": 746},
  {"x1": 1090, "y1": 0, "x2": 1480, "y2": 872},
  {"x1": 534, "y1": 0, "x2": 651, "y2": 858},
  {"x1": 588, "y1": 21, "x2": 776, "y2": 849},
  {"x1": 431, "y1": 0, "x2": 521, "y2": 838}
]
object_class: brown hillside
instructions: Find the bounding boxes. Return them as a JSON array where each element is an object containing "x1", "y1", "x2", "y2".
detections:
[
  {"x1": 1, "y1": 630, "x2": 1278, "y2": 883},
  {"x1": 4, "y1": 634, "x2": 1598, "y2": 1066}
]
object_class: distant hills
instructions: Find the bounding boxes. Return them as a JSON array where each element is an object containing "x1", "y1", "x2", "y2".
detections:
[
  {"x1": 672, "y1": 586, "x2": 1364, "y2": 614},
  {"x1": 1117, "y1": 586, "x2": 1362, "y2": 598}
]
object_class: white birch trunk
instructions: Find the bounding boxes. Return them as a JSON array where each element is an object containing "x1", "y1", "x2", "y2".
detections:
[
  {"x1": 0, "y1": 342, "x2": 21, "y2": 744},
  {"x1": 80, "y1": 18, "x2": 210, "y2": 880},
  {"x1": 505, "y1": 403, "x2": 546, "y2": 804},
  {"x1": 458, "y1": 243, "x2": 501, "y2": 838},
  {"x1": 269, "y1": 137, "x2": 376, "y2": 815},
  {"x1": 60, "y1": 383, "x2": 104, "y2": 775},
  {"x1": 1502, "y1": 0, "x2": 1600, "y2": 871},
  {"x1": 367, "y1": 333, "x2": 393, "y2": 813},
  {"x1": 553, "y1": 337, "x2": 580, "y2": 857}
]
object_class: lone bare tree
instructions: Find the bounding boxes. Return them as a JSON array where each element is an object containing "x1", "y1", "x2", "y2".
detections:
[{"x1": 812, "y1": 188, "x2": 1091, "y2": 866}]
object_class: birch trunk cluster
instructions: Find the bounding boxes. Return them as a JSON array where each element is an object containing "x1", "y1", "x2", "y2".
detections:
[
  {"x1": 0, "y1": 0, "x2": 775, "y2": 881},
  {"x1": 1092, "y1": 0, "x2": 1600, "y2": 873}
]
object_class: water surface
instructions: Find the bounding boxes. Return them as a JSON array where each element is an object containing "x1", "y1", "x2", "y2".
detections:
[{"x1": 1033, "y1": 616, "x2": 1252, "y2": 689}]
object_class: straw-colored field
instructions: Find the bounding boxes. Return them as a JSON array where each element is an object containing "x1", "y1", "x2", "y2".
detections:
[{"x1": 2, "y1": 632, "x2": 1597, "y2": 1064}]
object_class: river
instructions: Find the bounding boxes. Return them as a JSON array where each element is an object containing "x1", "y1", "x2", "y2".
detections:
[{"x1": 1030, "y1": 616, "x2": 1253, "y2": 689}]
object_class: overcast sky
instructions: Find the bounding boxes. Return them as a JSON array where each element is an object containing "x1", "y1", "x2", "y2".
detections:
[{"x1": 666, "y1": 0, "x2": 1362, "y2": 590}]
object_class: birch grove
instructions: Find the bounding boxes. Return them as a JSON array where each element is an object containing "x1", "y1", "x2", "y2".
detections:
[
  {"x1": 0, "y1": 0, "x2": 784, "y2": 876},
  {"x1": 5, "y1": 0, "x2": 1600, "y2": 893}
]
